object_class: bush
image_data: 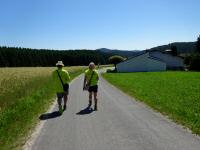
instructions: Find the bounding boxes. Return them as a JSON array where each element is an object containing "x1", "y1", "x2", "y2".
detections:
[
  {"x1": 185, "y1": 54, "x2": 200, "y2": 71},
  {"x1": 106, "y1": 69, "x2": 117, "y2": 73}
]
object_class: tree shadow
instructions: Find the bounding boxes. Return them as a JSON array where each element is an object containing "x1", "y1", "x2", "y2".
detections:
[
  {"x1": 39, "y1": 111, "x2": 61, "y2": 120},
  {"x1": 76, "y1": 106, "x2": 94, "y2": 115}
]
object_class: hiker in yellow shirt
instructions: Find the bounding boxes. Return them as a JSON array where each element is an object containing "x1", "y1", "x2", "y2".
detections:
[
  {"x1": 83, "y1": 62, "x2": 99, "y2": 111},
  {"x1": 52, "y1": 61, "x2": 70, "y2": 114}
]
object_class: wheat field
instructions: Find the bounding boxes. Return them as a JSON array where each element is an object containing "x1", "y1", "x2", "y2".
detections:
[
  {"x1": 0, "y1": 67, "x2": 86, "y2": 110},
  {"x1": 0, "y1": 66, "x2": 86, "y2": 150}
]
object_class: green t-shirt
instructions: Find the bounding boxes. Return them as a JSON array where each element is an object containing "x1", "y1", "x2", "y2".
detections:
[
  {"x1": 52, "y1": 68, "x2": 70, "y2": 93},
  {"x1": 85, "y1": 69, "x2": 99, "y2": 86}
]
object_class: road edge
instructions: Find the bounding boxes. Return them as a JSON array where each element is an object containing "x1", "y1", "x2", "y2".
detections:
[
  {"x1": 23, "y1": 74, "x2": 82, "y2": 150},
  {"x1": 101, "y1": 74, "x2": 200, "y2": 138}
]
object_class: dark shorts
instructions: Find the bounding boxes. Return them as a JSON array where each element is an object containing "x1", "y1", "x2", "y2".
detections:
[
  {"x1": 88, "y1": 85, "x2": 98, "y2": 93},
  {"x1": 57, "y1": 91, "x2": 68, "y2": 99}
]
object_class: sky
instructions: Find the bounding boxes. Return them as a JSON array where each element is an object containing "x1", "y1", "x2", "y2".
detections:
[{"x1": 0, "y1": 0, "x2": 200, "y2": 50}]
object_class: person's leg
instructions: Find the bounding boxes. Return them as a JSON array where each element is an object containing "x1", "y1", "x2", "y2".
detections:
[
  {"x1": 93, "y1": 85, "x2": 98, "y2": 110},
  {"x1": 57, "y1": 93, "x2": 63, "y2": 113},
  {"x1": 63, "y1": 91, "x2": 68, "y2": 110},
  {"x1": 94, "y1": 92, "x2": 98, "y2": 110},
  {"x1": 88, "y1": 92, "x2": 93, "y2": 107}
]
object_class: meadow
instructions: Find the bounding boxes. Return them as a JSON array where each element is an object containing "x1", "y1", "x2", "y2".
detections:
[
  {"x1": 103, "y1": 72, "x2": 200, "y2": 135},
  {"x1": 0, "y1": 66, "x2": 86, "y2": 150}
]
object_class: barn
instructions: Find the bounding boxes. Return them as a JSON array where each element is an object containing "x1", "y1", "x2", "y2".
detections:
[
  {"x1": 116, "y1": 51, "x2": 184, "y2": 72},
  {"x1": 149, "y1": 50, "x2": 184, "y2": 70},
  {"x1": 116, "y1": 52, "x2": 166, "y2": 72}
]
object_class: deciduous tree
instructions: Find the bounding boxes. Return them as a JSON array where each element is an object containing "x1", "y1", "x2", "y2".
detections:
[{"x1": 109, "y1": 55, "x2": 125, "y2": 70}]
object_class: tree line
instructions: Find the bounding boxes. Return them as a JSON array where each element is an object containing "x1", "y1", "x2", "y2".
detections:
[
  {"x1": 148, "y1": 42, "x2": 196, "y2": 54},
  {"x1": 0, "y1": 47, "x2": 112, "y2": 67},
  {"x1": 184, "y1": 35, "x2": 200, "y2": 71}
]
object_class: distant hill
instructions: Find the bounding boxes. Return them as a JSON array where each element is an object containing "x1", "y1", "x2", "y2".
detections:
[
  {"x1": 147, "y1": 42, "x2": 196, "y2": 54},
  {"x1": 96, "y1": 48, "x2": 141, "y2": 58},
  {"x1": 97, "y1": 42, "x2": 197, "y2": 57}
]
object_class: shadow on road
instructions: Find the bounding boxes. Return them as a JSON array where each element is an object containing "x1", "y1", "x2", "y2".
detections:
[
  {"x1": 39, "y1": 111, "x2": 61, "y2": 120},
  {"x1": 76, "y1": 107, "x2": 93, "y2": 115}
]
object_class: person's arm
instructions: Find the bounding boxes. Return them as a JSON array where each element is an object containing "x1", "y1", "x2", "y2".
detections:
[
  {"x1": 66, "y1": 71, "x2": 70, "y2": 82},
  {"x1": 96, "y1": 71, "x2": 99, "y2": 81},
  {"x1": 64, "y1": 70, "x2": 70, "y2": 82},
  {"x1": 83, "y1": 75, "x2": 87, "y2": 90}
]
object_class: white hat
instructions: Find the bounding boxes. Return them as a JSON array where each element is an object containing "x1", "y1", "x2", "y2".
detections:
[
  {"x1": 56, "y1": 61, "x2": 64, "y2": 66},
  {"x1": 89, "y1": 62, "x2": 95, "y2": 69}
]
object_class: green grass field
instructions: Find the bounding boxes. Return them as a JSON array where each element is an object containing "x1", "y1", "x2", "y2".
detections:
[
  {"x1": 0, "y1": 66, "x2": 86, "y2": 150},
  {"x1": 103, "y1": 72, "x2": 200, "y2": 135}
]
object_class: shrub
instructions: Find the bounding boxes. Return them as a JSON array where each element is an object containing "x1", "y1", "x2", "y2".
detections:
[
  {"x1": 185, "y1": 54, "x2": 200, "y2": 71},
  {"x1": 106, "y1": 69, "x2": 117, "y2": 73}
]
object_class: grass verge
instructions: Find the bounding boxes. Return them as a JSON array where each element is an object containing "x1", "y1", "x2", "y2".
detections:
[
  {"x1": 0, "y1": 67, "x2": 86, "y2": 150},
  {"x1": 102, "y1": 72, "x2": 200, "y2": 135}
]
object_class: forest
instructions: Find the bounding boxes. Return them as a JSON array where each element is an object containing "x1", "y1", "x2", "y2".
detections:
[
  {"x1": 148, "y1": 42, "x2": 196, "y2": 54},
  {"x1": 0, "y1": 47, "x2": 112, "y2": 67},
  {"x1": 0, "y1": 39, "x2": 199, "y2": 67}
]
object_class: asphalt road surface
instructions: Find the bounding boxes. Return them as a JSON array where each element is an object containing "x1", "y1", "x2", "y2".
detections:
[{"x1": 30, "y1": 74, "x2": 200, "y2": 150}]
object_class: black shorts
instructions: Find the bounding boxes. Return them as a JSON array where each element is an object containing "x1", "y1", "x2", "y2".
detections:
[
  {"x1": 88, "y1": 85, "x2": 98, "y2": 93},
  {"x1": 57, "y1": 91, "x2": 68, "y2": 99}
]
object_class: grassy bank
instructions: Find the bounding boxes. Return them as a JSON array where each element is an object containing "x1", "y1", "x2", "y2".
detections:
[
  {"x1": 103, "y1": 72, "x2": 200, "y2": 135},
  {"x1": 0, "y1": 66, "x2": 86, "y2": 150}
]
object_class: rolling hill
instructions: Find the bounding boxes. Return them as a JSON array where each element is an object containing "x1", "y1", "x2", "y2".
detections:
[
  {"x1": 96, "y1": 48, "x2": 141, "y2": 58},
  {"x1": 97, "y1": 42, "x2": 197, "y2": 57},
  {"x1": 147, "y1": 42, "x2": 196, "y2": 54}
]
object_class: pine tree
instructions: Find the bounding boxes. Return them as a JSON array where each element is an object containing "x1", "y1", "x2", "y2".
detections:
[{"x1": 196, "y1": 35, "x2": 200, "y2": 53}]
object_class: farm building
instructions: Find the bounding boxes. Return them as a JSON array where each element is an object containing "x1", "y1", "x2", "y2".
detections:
[
  {"x1": 149, "y1": 50, "x2": 184, "y2": 70},
  {"x1": 116, "y1": 51, "x2": 184, "y2": 72}
]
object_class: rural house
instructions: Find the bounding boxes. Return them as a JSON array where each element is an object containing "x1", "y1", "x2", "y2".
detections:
[{"x1": 116, "y1": 51, "x2": 184, "y2": 72}]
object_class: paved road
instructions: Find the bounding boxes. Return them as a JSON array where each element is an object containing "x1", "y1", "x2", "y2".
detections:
[{"x1": 30, "y1": 74, "x2": 200, "y2": 150}]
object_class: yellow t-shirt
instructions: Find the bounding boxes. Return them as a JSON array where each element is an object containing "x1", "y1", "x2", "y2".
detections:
[
  {"x1": 52, "y1": 68, "x2": 70, "y2": 93},
  {"x1": 85, "y1": 69, "x2": 99, "y2": 86}
]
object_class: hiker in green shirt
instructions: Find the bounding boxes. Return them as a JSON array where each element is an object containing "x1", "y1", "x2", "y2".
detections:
[
  {"x1": 52, "y1": 61, "x2": 70, "y2": 114},
  {"x1": 83, "y1": 62, "x2": 99, "y2": 111}
]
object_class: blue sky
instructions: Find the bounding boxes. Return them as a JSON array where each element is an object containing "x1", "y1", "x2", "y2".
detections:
[{"x1": 0, "y1": 0, "x2": 199, "y2": 50}]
